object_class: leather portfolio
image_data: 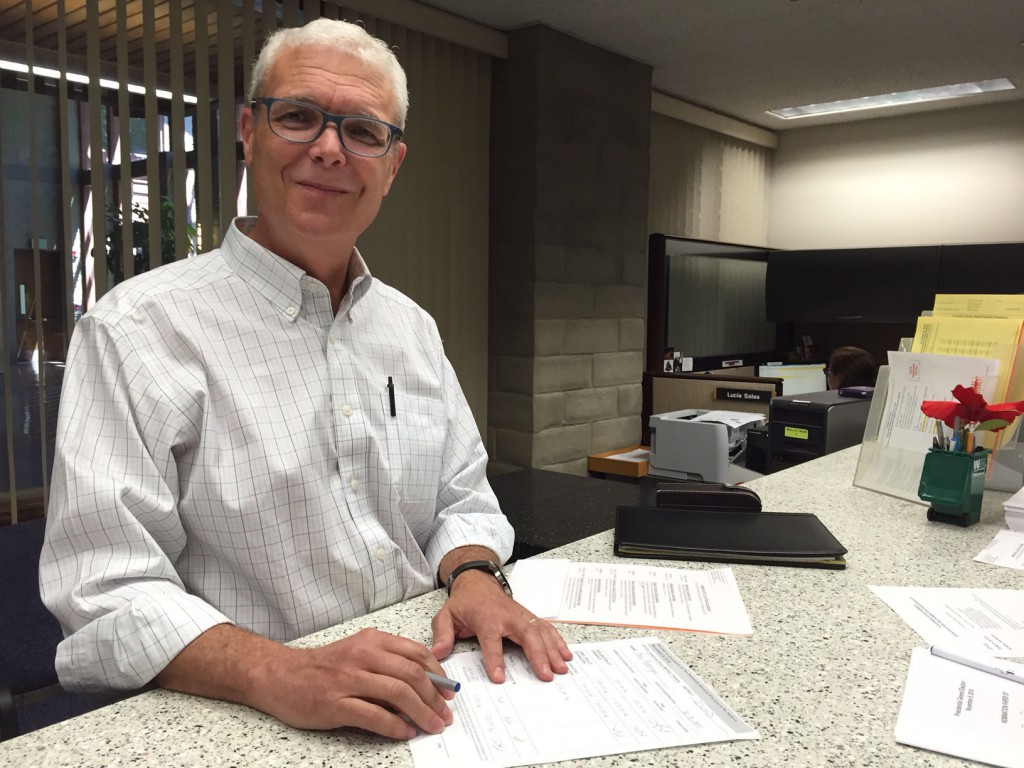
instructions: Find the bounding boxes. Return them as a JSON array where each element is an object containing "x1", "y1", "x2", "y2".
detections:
[
  {"x1": 614, "y1": 505, "x2": 847, "y2": 570},
  {"x1": 653, "y1": 482, "x2": 761, "y2": 513}
]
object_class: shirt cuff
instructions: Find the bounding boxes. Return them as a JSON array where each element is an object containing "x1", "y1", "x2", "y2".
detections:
[
  {"x1": 56, "y1": 588, "x2": 232, "y2": 693},
  {"x1": 425, "y1": 501, "x2": 515, "y2": 581}
]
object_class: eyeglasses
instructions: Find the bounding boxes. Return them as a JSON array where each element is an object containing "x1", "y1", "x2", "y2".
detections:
[{"x1": 252, "y1": 97, "x2": 403, "y2": 158}]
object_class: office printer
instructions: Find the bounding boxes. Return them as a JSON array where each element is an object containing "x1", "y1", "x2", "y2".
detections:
[
  {"x1": 648, "y1": 409, "x2": 766, "y2": 483},
  {"x1": 769, "y1": 390, "x2": 871, "y2": 472}
]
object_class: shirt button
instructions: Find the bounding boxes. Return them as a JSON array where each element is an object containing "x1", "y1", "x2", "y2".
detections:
[
  {"x1": 285, "y1": 306, "x2": 297, "y2": 316},
  {"x1": 341, "y1": 404, "x2": 352, "y2": 417},
  {"x1": 376, "y1": 548, "x2": 385, "y2": 561},
  {"x1": 350, "y1": 478, "x2": 359, "y2": 491},
  {"x1": 328, "y1": 334, "x2": 337, "y2": 344}
]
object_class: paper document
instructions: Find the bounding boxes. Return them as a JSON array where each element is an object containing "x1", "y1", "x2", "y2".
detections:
[
  {"x1": 689, "y1": 410, "x2": 764, "y2": 428},
  {"x1": 854, "y1": 352, "x2": 1000, "y2": 502},
  {"x1": 607, "y1": 448, "x2": 651, "y2": 463},
  {"x1": 509, "y1": 560, "x2": 753, "y2": 634},
  {"x1": 1003, "y1": 485, "x2": 1024, "y2": 532},
  {"x1": 933, "y1": 293, "x2": 1024, "y2": 319},
  {"x1": 894, "y1": 647, "x2": 1024, "y2": 768},
  {"x1": 870, "y1": 585, "x2": 1024, "y2": 656},
  {"x1": 409, "y1": 637, "x2": 759, "y2": 768},
  {"x1": 911, "y1": 314, "x2": 1023, "y2": 405},
  {"x1": 976, "y1": 530, "x2": 1024, "y2": 571},
  {"x1": 879, "y1": 352, "x2": 1000, "y2": 452}
]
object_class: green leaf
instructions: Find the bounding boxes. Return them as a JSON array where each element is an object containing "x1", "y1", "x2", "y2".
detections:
[{"x1": 975, "y1": 419, "x2": 1010, "y2": 432}]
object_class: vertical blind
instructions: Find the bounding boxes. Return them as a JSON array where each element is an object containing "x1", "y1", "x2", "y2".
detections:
[
  {"x1": 648, "y1": 112, "x2": 772, "y2": 246},
  {"x1": 0, "y1": 0, "x2": 494, "y2": 523}
]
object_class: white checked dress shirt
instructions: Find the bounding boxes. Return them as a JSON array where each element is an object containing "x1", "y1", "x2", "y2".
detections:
[{"x1": 40, "y1": 218, "x2": 513, "y2": 692}]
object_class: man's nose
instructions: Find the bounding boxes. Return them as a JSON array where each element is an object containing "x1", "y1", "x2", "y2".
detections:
[{"x1": 310, "y1": 122, "x2": 347, "y2": 163}]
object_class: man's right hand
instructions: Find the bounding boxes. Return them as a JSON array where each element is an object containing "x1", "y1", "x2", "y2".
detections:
[{"x1": 156, "y1": 623, "x2": 453, "y2": 740}]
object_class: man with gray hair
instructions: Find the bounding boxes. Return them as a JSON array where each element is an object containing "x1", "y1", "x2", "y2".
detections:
[{"x1": 41, "y1": 18, "x2": 570, "y2": 741}]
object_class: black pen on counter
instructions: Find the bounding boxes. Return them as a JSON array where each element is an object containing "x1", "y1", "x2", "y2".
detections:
[
  {"x1": 387, "y1": 376, "x2": 396, "y2": 417},
  {"x1": 426, "y1": 671, "x2": 461, "y2": 692}
]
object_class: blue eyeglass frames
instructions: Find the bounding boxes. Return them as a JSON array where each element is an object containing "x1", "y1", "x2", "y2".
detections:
[{"x1": 251, "y1": 97, "x2": 404, "y2": 158}]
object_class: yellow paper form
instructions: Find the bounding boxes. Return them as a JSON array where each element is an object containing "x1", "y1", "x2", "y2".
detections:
[
  {"x1": 912, "y1": 316, "x2": 1022, "y2": 400},
  {"x1": 911, "y1": 315, "x2": 1024, "y2": 449},
  {"x1": 932, "y1": 294, "x2": 1024, "y2": 318},
  {"x1": 929, "y1": 293, "x2": 1024, "y2": 416}
]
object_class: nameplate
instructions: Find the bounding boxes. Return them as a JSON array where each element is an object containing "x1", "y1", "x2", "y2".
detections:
[{"x1": 715, "y1": 387, "x2": 771, "y2": 403}]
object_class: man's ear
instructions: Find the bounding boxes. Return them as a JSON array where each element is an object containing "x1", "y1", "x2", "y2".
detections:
[
  {"x1": 383, "y1": 141, "x2": 407, "y2": 197},
  {"x1": 239, "y1": 106, "x2": 256, "y2": 167}
]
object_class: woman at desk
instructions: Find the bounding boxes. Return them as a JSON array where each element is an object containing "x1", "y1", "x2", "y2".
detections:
[{"x1": 826, "y1": 346, "x2": 877, "y2": 390}]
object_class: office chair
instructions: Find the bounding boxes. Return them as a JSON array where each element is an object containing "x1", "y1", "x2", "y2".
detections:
[{"x1": 0, "y1": 517, "x2": 109, "y2": 740}]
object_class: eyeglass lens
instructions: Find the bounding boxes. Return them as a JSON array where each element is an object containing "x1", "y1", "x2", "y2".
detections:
[{"x1": 266, "y1": 99, "x2": 394, "y2": 156}]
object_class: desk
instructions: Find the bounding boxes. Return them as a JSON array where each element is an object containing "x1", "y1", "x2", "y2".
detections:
[
  {"x1": 490, "y1": 468, "x2": 655, "y2": 560},
  {"x1": 2, "y1": 447, "x2": 1020, "y2": 767}
]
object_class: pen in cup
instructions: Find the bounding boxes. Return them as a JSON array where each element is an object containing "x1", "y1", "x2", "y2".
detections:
[{"x1": 426, "y1": 671, "x2": 461, "y2": 692}]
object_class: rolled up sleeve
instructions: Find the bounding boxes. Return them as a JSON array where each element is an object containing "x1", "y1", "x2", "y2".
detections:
[
  {"x1": 40, "y1": 315, "x2": 231, "y2": 692},
  {"x1": 422, "y1": 356, "x2": 514, "y2": 575}
]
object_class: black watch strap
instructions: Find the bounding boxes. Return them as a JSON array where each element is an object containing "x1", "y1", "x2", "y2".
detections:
[{"x1": 446, "y1": 559, "x2": 513, "y2": 598}]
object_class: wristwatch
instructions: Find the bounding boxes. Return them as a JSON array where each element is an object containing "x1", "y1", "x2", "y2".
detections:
[{"x1": 446, "y1": 560, "x2": 513, "y2": 598}]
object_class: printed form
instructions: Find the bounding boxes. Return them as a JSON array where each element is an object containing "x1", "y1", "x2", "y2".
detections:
[
  {"x1": 409, "y1": 637, "x2": 759, "y2": 768},
  {"x1": 870, "y1": 585, "x2": 1024, "y2": 656},
  {"x1": 976, "y1": 530, "x2": 1024, "y2": 572},
  {"x1": 895, "y1": 647, "x2": 1024, "y2": 768},
  {"x1": 509, "y1": 560, "x2": 753, "y2": 634},
  {"x1": 855, "y1": 351, "x2": 1000, "y2": 502}
]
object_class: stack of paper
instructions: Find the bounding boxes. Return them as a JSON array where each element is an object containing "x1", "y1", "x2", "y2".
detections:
[
  {"x1": 869, "y1": 585, "x2": 1024, "y2": 656},
  {"x1": 1003, "y1": 484, "x2": 1024, "y2": 532},
  {"x1": 509, "y1": 560, "x2": 754, "y2": 634},
  {"x1": 410, "y1": 637, "x2": 759, "y2": 768},
  {"x1": 975, "y1": 530, "x2": 1024, "y2": 570},
  {"x1": 895, "y1": 646, "x2": 1024, "y2": 768}
]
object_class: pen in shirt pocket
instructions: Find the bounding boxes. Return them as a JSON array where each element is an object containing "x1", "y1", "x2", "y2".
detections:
[{"x1": 387, "y1": 376, "x2": 397, "y2": 417}]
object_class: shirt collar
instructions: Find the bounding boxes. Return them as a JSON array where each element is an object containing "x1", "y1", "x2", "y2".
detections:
[{"x1": 222, "y1": 217, "x2": 375, "y2": 322}]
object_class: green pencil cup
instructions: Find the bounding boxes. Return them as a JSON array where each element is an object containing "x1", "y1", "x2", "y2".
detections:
[{"x1": 917, "y1": 447, "x2": 990, "y2": 527}]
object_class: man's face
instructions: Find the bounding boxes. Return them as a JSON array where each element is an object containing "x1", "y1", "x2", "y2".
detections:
[{"x1": 240, "y1": 45, "x2": 406, "y2": 260}]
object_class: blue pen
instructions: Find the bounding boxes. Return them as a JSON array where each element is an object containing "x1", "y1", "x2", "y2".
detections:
[{"x1": 426, "y1": 671, "x2": 461, "y2": 692}]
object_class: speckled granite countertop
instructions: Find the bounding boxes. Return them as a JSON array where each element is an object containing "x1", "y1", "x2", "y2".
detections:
[{"x1": 3, "y1": 447, "x2": 1020, "y2": 767}]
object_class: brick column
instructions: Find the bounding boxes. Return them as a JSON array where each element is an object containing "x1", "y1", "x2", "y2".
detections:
[{"x1": 488, "y1": 26, "x2": 652, "y2": 474}]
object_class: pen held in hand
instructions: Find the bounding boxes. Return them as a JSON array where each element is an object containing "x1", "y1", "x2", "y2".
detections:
[{"x1": 426, "y1": 671, "x2": 461, "y2": 693}]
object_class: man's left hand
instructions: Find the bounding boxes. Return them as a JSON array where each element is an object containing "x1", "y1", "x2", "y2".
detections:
[{"x1": 431, "y1": 553, "x2": 572, "y2": 684}]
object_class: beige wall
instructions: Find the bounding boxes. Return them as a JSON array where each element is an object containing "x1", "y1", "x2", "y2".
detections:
[
  {"x1": 356, "y1": 26, "x2": 494, "y2": 435},
  {"x1": 648, "y1": 113, "x2": 772, "y2": 247},
  {"x1": 768, "y1": 101, "x2": 1024, "y2": 249}
]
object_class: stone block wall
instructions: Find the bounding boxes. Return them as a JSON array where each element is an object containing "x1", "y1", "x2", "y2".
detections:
[{"x1": 488, "y1": 26, "x2": 652, "y2": 475}]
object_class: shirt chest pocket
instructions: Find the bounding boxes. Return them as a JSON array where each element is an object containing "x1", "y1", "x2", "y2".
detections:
[{"x1": 381, "y1": 390, "x2": 447, "y2": 508}]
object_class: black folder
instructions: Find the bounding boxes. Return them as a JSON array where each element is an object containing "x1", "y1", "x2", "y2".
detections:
[{"x1": 614, "y1": 505, "x2": 847, "y2": 570}]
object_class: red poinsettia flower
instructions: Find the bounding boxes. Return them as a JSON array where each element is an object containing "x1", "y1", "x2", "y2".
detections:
[{"x1": 920, "y1": 385, "x2": 1024, "y2": 432}]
